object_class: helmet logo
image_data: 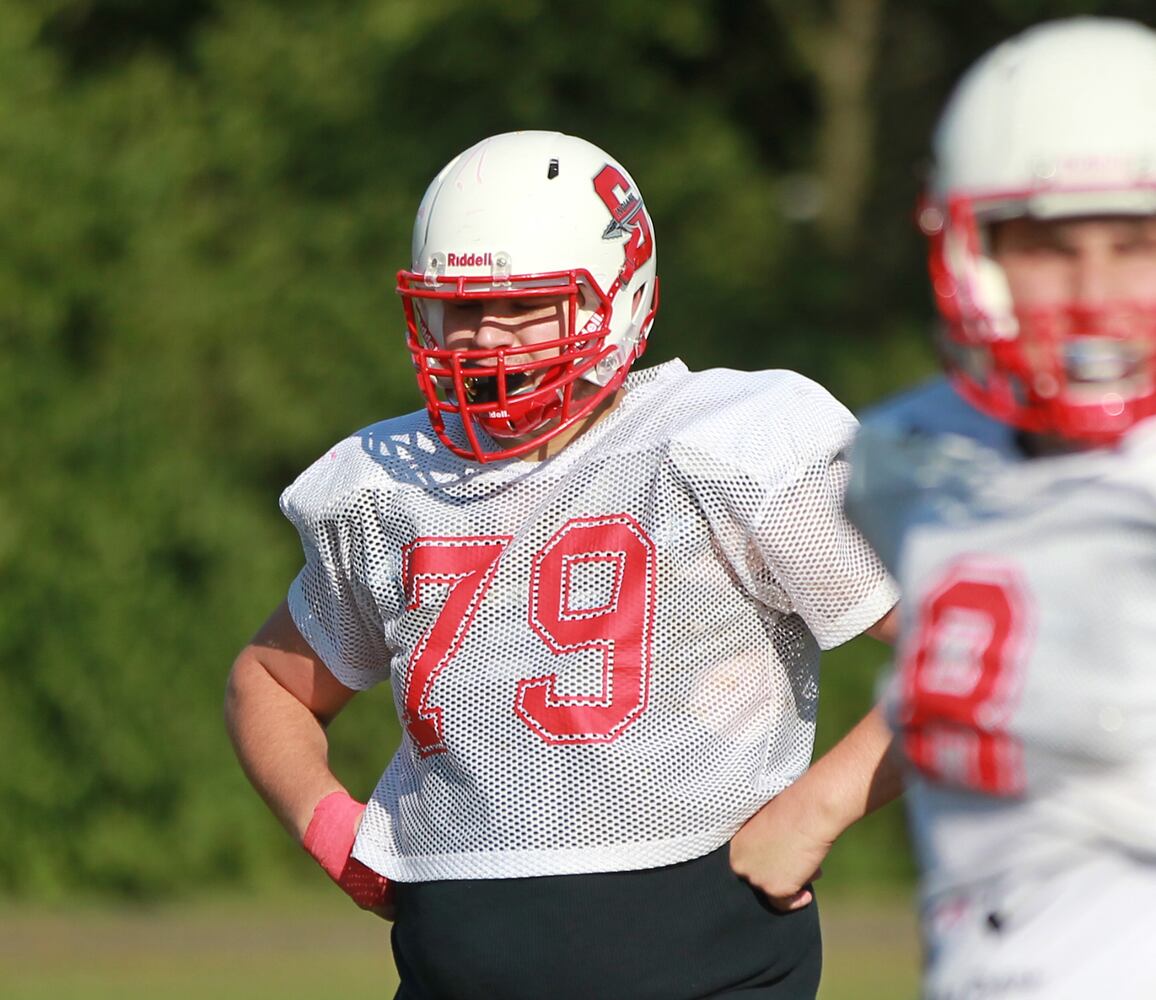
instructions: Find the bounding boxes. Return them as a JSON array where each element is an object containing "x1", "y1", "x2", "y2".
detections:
[
  {"x1": 594, "y1": 164, "x2": 654, "y2": 283},
  {"x1": 445, "y1": 252, "x2": 494, "y2": 267}
]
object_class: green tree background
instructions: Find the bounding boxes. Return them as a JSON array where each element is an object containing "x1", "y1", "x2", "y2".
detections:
[{"x1": 2, "y1": 0, "x2": 1151, "y2": 902}]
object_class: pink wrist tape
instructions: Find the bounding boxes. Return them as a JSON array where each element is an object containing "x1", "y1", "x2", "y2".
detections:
[{"x1": 303, "y1": 790, "x2": 393, "y2": 910}]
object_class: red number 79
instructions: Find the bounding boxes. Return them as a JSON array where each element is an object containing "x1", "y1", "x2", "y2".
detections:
[{"x1": 401, "y1": 514, "x2": 657, "y2": 755}]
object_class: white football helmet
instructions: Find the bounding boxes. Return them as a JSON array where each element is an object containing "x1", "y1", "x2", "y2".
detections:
[
  {"x1": 397, "y1": 131, "x2": 659, "y2": 462},
  {"x1": 921, "y1": 17, "x2": 1156, "y2": 442}
]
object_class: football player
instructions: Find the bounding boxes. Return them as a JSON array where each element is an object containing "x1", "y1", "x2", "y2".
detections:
[
  {"x1": 225, "y1": 130, "x2": 899, "y2": 999},
  {"x1": 846, "y1": 17, "x2": 1156, "y2": 1000}
]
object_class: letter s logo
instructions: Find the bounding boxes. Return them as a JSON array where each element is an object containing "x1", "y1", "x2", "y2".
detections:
[{"x1": 594, "y1": 164, "x2": 654, "y2": 283}]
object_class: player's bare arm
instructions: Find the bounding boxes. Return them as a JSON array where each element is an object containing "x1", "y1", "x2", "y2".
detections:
[
  {"x1": 227, "y1": 602, "x2": 395, "y2": 918},
  {"x1": 730, "y1": 702, "x2": 903, "y2": 910},
  {"x1": 224, "y1": 599, "x2": 358, "y2": 841},
  {"x1": 729, "y1": 606, "x2": 902, "y2": 911}
]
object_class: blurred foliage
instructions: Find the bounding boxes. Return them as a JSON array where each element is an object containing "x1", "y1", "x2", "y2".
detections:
[{"x1": 1, "y1": 0, "x2": 1152, "y2": 901}]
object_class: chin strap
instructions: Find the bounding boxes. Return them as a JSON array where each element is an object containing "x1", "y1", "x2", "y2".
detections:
[{"x1": 302, "y1": 790, "x2": 394, "y2": 911}]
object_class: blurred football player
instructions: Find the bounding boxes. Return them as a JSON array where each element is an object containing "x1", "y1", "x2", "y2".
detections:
[
  {"x1": 846, "y1": 17, "x2": 1156, "y2": 1000},
  {"x1": 225, "y1": 130, "x2": 899, "y2": 999}
]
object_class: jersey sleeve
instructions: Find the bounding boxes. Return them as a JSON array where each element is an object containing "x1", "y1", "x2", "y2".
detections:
[
  {"x1": 675, "y1": 370, "x2": 897, "y2": 650},
  {"x1": 279, "y1": 449, "x2": 394, "y2": 691},
  {"x1": 751, "y1": 441, "x2": 898, "y2": 649}
]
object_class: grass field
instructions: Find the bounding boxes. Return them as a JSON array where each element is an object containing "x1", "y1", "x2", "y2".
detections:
[{"x1": 0, "y1": 890, "x2": 919, "y2": 999}]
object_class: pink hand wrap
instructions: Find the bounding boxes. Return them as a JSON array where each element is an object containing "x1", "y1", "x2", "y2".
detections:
[{"x1": 302, "y1": 790, "x2": 393, "y2": 910}]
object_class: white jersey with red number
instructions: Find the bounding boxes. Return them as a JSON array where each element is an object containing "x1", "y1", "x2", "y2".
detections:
[
  {"x1": 848, "y1": 377, "x2": 1156, "y2": 1000},
  {"x1": 283, "y1": 359, "x2": 896, "y2": 883}
]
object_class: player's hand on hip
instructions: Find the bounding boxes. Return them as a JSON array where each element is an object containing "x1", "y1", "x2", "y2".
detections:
[
  {"x1": 728, "y1": 786, "x2": 834, "y2": 912},
  {"x1": 303, "y1": 790, "x2": 396, "y2": 920}
]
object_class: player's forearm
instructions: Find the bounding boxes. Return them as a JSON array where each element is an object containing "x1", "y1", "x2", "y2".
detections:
[
  {"x1": 790, "y1": 703, "x2": 903, "y2": 836},
  {"x1": 224, "y1": 653, "x2": 346, "y2": 842},
  {"x1": 734, "y1": 704, "x2": 903, "y2": 863},
  {"x1": 729, "y1": 704, "x2": 904, "y2": 907}
]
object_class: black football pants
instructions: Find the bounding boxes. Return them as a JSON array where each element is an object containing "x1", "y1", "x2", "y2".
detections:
[{"x1": 390, "y1": 843, "x2": 821, "y2": 1000}]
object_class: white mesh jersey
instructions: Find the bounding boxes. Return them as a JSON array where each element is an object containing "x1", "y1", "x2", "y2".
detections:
[
  {"x1": 283, "y1": 359, "x2": 897, "y2": 882},
  {"x1": 848, "y1": 378, "x2": 1156, "y2": 1000}
]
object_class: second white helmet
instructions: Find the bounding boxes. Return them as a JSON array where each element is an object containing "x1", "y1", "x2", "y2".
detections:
[{"x1": 922, "y1": 17, "x2": 1156, "y2": 441}]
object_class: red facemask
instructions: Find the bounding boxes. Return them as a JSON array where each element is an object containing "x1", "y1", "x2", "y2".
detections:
[{"x1": 397, "y1": 269, "x2": 654, "y2": 462}]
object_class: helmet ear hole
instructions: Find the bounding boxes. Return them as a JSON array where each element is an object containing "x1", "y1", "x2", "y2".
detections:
[{"x1": 622, "y1": 284, "x2": 647, "y2": 344}]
